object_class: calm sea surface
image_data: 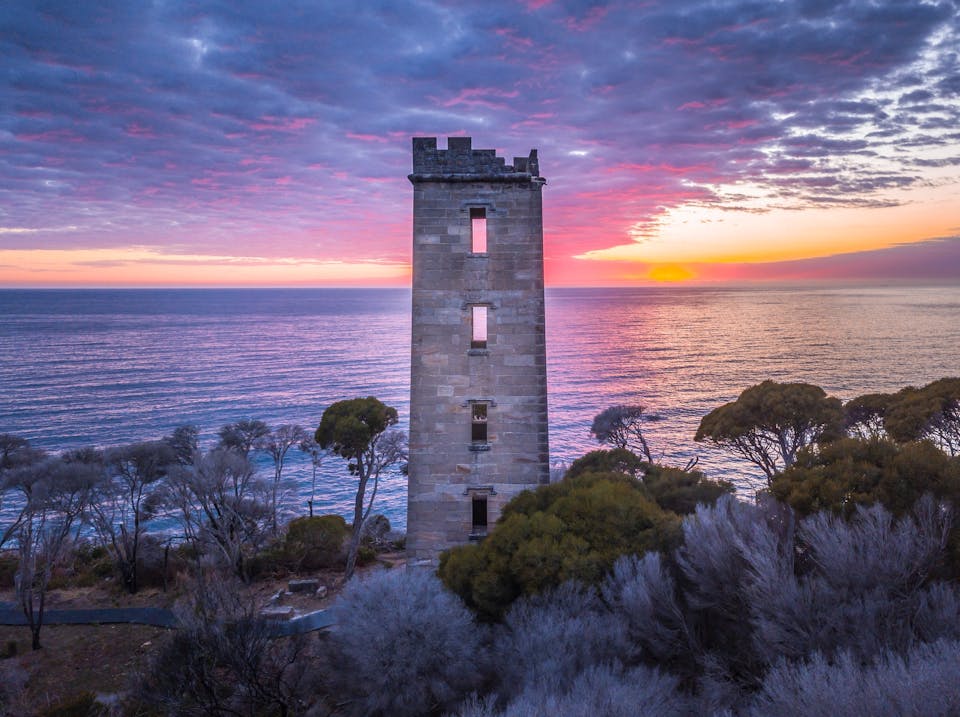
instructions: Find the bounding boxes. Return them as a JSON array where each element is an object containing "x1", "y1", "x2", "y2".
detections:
[{"x1": 2, "y1": 285, "x2": 959, "y2": 531}]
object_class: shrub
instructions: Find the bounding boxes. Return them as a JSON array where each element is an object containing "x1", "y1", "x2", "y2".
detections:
[
  {"x1": 283, "y1": 514, "x2": 348, "y2": 571},
  {"x1": 492, "y1": 582, "x2": 626, "y2": 701},
  {"x1": 325, "y1": 568, "x2": 485, "y2": 717},
  {"x1": 640, "y1": 463, "x2": 733, "y2": 514},
  {"x1": 601, "y1": 552, "x2": 690, "y2": 667},
  {"x1": 457, "y1": 663, "x2": 690, "y2": 717},
  {"x1": 440, "y1": 470, "x2": 678, "y2": 619},
  {"x1": 674, "y1": 495, "x2": 770, "y2": 682},
  {"x1": 37, "y1": 692, "x2": 104, "y2": 717},
  {"x1": 0, "y1": 660, "x2": 28, "y2": 714},
  {"x1": 360, "y1": 513, "x2": 391, "y2": 548},
  {"x1": 357, "y1": 545, "x2": 377, "y2": 565},
  {"x1": 133, "y1": 536, "x2": 185, "y2": 590},
  {"x1": 743, "y1": 496, "x2": 956, "y2": 668},
  {"x1": 135, "y1": 572, "x2": 312, "y2": 716},
  {"x1": 0, "y1": 552, "x2": 17, "y2": 588},
  {"x1": 564, "y1": 449, "x2": 645, "y2": 479},
  {"x1": 771, "y1": 438, "x2": 960, "y2": 518},
  {"x1": 564, "y1": 449, "x2": 732, "y2": 515},
  {"x1": 748, "y1": 640, "x2": 960, "y2": 717}
]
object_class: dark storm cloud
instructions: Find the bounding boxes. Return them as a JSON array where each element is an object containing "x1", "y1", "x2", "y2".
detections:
[{"x1": 1, "y1": 0, "x2": 958, "y2": 263}]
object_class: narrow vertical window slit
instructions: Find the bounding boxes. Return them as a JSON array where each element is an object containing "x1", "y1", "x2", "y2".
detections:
[
  {"x1": 470, "y1": 207, "x2": 487, "y2": 253},
  {"x1": 472, "y1": 403, "x2": 488, "y2": 443},
  {"x1": 472, "y1": 495, "x2": 488, "y2": 534},
  {"x1": 471, "y1": 306, "x2": 488, "y2": 349}
]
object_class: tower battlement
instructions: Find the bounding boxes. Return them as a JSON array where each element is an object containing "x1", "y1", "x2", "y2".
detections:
[{"x1": 411, "y1": 136, "x2": 540, "y2": 180}]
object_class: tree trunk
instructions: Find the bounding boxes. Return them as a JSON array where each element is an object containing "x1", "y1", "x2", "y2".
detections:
[{"x1": 344, "y1": 469, "x2": 369, "y2": 580}]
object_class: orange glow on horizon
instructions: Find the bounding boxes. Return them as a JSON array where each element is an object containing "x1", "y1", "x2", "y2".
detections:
[
  {"x1": 645, "y1": 264, "x2": 696, "y2": 282},
  {"x1": 0, "y1": 247, "x2": 411, "y2": 287}
]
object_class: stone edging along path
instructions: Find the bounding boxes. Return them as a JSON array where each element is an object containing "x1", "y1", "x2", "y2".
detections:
[{"x1": 0, "y1": 603, "x2": 333, "y2": 637}]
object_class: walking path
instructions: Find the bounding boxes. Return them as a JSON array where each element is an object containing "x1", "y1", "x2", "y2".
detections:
[{"x1": 0, "y1": 602, "x2": 332, "y2": 636}]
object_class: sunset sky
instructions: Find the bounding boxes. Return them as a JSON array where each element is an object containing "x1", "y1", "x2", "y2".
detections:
[{"x1": 2, "y1": 0, "x2": 959, "y2": 286}]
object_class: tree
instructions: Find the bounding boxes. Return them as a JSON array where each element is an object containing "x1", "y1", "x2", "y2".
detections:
[
  {"x1": 770, "y1": 437, "x2": 960, "y2": 518},
  {"x1": 589, "y1": 404, "x2": 661, "y2": 462},
  {"x1": 884, "y1": 377, "x2": 960, "y2": 456},
  {"x1": 6, "y1": 457, "x2": 97, "y2": 649},
  {"x1": 164, "y1": 424, "x2": 200, "y2": 466},
  {"x1": 640, "y1": 463, "x2": 734, "y2": 515},
  {"x1": 843, "y1": 393, "x2": 892, "y2": 440},
  {"x1": 167, "y1": 448, "x2": 270, "y2": 581},
  {"x1": 0, "y1": 434, "x2": 35, "y2": 470},
  {"x1": 217, "y1": 418, "x2": 270, "y2": 458},
  {"x1": 256, "y1": 423, "x2": 308, "y2": 533},
  {"x1": 297, "y1": 436, "x2": 326, "y2": 517},
  {"x1": 694, "y1": 380, "x2": 843, "y2": 485},
  {"x1": 315, "y1": 397, "x2": 406, "y2": 580},
  {"x1": 0, "y1": 434, "x2": 44, "y2": 549},
  {"x1": 565, "y1": 448, "x2": 645, "y2": 479},
  {"x1": 564, "y1": 449, "x2": 732, "y2": 515},
  {"x1": 87, "y1": 441, "x2": 175, "y2": 593}
]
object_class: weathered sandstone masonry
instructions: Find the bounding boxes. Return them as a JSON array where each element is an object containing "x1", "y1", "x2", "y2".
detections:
[{"x1": 407, "y1": 136, "x2": 550, "y2": 565}]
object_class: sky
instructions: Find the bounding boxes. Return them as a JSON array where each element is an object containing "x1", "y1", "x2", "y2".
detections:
[{"x1": 2, "y1": 0, "x2": 960, "y2": 287}]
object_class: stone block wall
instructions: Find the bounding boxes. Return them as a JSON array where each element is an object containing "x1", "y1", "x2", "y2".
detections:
[{"x1": 407, "y1": 137, "x2": 549, "y2": 565}]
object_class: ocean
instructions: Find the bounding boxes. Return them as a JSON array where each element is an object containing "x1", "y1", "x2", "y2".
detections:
[{"x1": 2, "y1": 285, "x2": 959, "y2": 531}]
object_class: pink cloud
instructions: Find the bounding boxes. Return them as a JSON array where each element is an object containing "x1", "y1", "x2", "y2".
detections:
[
  {"x1": 438, "y1": 87, "x2": 521, "y2": 110},
  {"x1": 15, "y1": 129, "x2": 87, "y2": 144},
  {"x1": 125, "y1": 122, "x2": 157, "y2": 138},
  {"x1": 678, "y1": 98, "x2": 730, "y2": 111},
  {"x1": 248, "y1": 116, "x2": 316, "y2": 132},
  {"x1": 563, "y1": 6, "x2": 608, "y2": 32},
  {"x1": 346, "y1": 133, "x2": 390, "y2": 143}
]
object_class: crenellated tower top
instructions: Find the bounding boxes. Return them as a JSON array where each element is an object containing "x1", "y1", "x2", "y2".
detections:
[{"x1": 410, "y1": 136, "x2": 541, "y2": 182}]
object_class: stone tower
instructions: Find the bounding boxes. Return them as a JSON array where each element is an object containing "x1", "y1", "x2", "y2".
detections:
[{"x1": 406, "y1": 136, "x2": 550, "y2": 565}]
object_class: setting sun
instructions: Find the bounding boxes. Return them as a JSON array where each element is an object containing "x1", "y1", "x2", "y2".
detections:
[{"x1": 646, "y1": 264, "x2": 696, "y2": 283}]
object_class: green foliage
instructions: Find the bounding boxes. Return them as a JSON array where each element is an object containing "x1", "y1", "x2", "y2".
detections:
[
  {"x1": 68, "y1": 541, "x2": 116, "y2": 587},
  {"x1": 439, "y1": 471, "x2": 678, "y2": 620},
  {"x1": 771, "y1": 437, "x2": 960, "y2": 518},
  {"x1": 883, "y1": 377, "x2": 960, "y2": 455},
  {"x1": 843, "y1": 392, "x2": 892, "y2": 440},
  {"x1": 566, "y1": 448, "x2": 646, "y2": 479},
  {"x1": 37, "y1": 691, "x2": 103, "y2": 717},
  {"x1": 283, "y1": 514, "x2": 349, "y2": 570},
  {"x1": 641, "y1": 463, "x2": 734, "y2": 515},
  {"x1": 563, "y1": 449, "x2": 732, "y2": 515},
  {"x1": 315, "y1": 397, "x2": 398, "y2": 465},
  {"x1": 695, "y1": 380, "x2": 844, "y2": 483},
  {"x1": 589, "y1": 404, "x2": 660, "y2": 461},
  {"x1": 0, "y1": 553, "x2": 16, "y2": 588}
]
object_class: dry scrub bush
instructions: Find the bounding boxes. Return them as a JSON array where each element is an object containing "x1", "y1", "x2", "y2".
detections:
[
  {"x1": 492, "y1": 582, "x2": 626, "y2": 701},
  {"x1": 746, "y1": 497, "x2": 953, "y2": 665},
  {"x1": 325, "y1": 568, "x2": 484, "y2": 717},
  {"x1": 749, "y1": 639, "x2": 960, "y2": 717},
  {"x1": 455, "y1": 663, "x2": 691, "y2": 717},
  {"x1": 601, "y1": 552, "x2": 691, "y2": 666},
  {"x1": 135, "y1": 572, "x2": 312, "y2": 716},
  {"x1": 0, "y1": 660, "x2": 28, "y2": 717}
]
